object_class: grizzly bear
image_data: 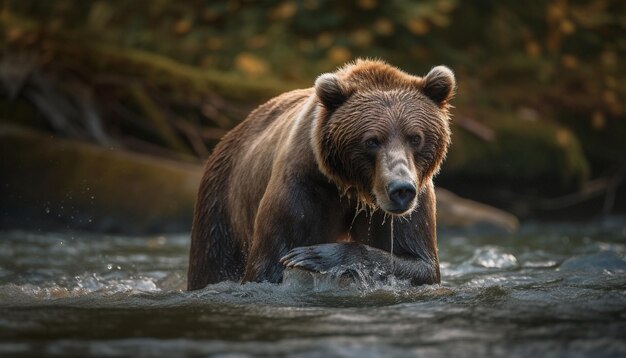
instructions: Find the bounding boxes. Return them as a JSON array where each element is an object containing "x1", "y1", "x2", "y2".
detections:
[{"x1": 187, "y1": 59, "x2": 455, "y2": 290}]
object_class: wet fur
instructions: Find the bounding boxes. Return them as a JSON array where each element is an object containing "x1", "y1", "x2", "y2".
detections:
[{"x1": 188, "y1": 60, "x2": 454, "y2": 290}]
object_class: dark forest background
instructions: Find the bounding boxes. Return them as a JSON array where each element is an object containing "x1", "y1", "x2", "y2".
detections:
[{"x1": 1, "y1": 0, "x2": 625, "y2": 232}]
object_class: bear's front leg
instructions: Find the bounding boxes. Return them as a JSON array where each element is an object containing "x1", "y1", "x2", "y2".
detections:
[
  {"x1": 281, "y1": 183, "x2": 441, "y2": 286},
  {"x1": 242, "y1": 179, "x2": 344, "y2": 283},
  {"x1": 280, "y1": 243, "x2": 439, "y2": 285},
  {"x1": 280, "y1": 242, "x2": 371, "y2": 272}
]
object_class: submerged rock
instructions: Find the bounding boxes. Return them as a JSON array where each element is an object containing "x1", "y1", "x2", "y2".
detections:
[{"x1": 559, "y1": 251, "x2": 626, "y2": 274}]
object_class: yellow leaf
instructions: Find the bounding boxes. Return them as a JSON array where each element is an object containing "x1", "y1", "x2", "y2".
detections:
[
  {"x1": 560, "y1": 20, "x2": 575, "y2": 35},
  {"x1": 235, "y1": 53, "x2": 269, "y2": 78},
  {"x1": 374, "y1": 18, "x2": 394, "y2": 36},
  {"x1": 173, "y1": 19, "x2": 192, "y2": 35},
  {"x1": 436, "y1": 0, "x2": 456, "y2": 13},
  {"x1": 406, "y1": 19, "x2": 429, "y2": 35},
  {"x1": 351, "y1": 29, "x2": 372, "y2": 47},
  {"x1": 269, "y1": 1, "x2": 297, "y2": 20},
  {"x1": 202, "y1": 9, "x2": 219, "y2": 22},
  {"x1": 430, "y1": 13, "x2": 450, "y2": 28},
  {"x1": 525, "y1": 41, "x2": 541, "y2": 58},
  {"x1": 327, "y1": 46, "x2": 352, "y2": 64},
  {"x1": 603, "y1": 91, "x2": 617, "y2": 106},
  {"x1": 547, "y1": 2, "x2": 566, "y2": 23},
  {"x1": 206, "y1": 37, "x2": 223, "y2": 51},
  {"x1": 357, "y1": 0, "x2": 377, "y2": 10},
  {"x1": 555, "y1": 128, "x2": 571, "y2": 147},
  {"x1": 561, "y1": 54, "x2": 578, "y2": 69},
  {"x1": 7, "y1": 27, "x2": 23, "y2": 42},
  {"x1": 591, "y1": 111, "x2": 605, "y2": 131},
  {"x1": 317, "y1": 32, "x2": 333, "y2": 48}
]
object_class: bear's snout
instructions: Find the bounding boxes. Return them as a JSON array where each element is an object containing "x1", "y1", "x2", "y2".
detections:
[
  {"x1": 372, "y1": 144, "x2": 419, "y2": 216},
  {"x1": 387, "y1": 180, "x2": 416, "y2": 213}
]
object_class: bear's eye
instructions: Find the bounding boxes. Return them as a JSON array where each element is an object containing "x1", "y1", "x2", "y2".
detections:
[
  {"x1": 409, "y1": 135, "x2": 422, "y2": 148},
  {"x1": 365, "y1": 138, "x2": 380, "y2": 150}
]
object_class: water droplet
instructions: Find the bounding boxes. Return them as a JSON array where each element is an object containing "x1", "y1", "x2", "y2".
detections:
[
  {"x1": 107, "y1": 264, "x2": 113, "y2": 270},
  {"x1": 45, "y1": 207, "x2": 50, "y2": 214}
]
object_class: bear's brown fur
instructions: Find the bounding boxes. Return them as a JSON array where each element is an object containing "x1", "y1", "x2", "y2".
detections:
[{"x1": 188, "y1": 59, "x2": 455, "y2": 290}]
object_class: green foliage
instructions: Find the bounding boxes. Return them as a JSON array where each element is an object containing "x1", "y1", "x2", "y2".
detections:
[
  {"x1": 5, "y1": 1, "x2": 623, "y2": 126},
  {"x1": 1, "y1": 0, "x2": 624, "y2": 207},
  {"x1": 443, "y1": 115, "x2": 589, "y2": 197}
]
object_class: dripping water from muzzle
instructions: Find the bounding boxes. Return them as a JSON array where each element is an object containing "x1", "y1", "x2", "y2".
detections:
[{"x1": 390, "y1": 219, "x2": 395, "y2": 274}]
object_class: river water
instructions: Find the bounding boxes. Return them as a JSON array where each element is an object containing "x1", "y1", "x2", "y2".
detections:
[{"x1": 0, "y1": 218, "x2": 625, "y2": 357}]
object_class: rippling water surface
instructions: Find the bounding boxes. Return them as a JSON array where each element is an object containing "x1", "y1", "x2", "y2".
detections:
[{"x1": 1, "y1": 219, "x2": 625, "y2": 357}]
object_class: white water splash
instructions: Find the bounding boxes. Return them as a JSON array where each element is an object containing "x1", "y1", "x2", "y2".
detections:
[
  {"x1": 283, "y1": 264, "x2": 412, "y2": 294},
  {"x1": 469, "y1": 246, "x2": 519, "y2": 269}
]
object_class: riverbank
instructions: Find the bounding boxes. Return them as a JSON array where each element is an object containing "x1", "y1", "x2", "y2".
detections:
[{"x1": 1, "y1": 125, "x2": 519, "y2": 234}]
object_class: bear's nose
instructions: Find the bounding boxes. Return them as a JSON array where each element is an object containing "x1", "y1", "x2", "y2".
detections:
[{"x1": 387, "y1": 181, "x2": 416, "y2": 211}]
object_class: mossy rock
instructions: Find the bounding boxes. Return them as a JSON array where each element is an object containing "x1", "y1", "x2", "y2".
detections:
[
  {"x1": 1, "y1": 125, "x2": 520, "y2": 234},
  {"x1": 0, "y1": 125, "x2": 202, "y2": 233},
  {"x1": 439, "y1": 114, "x2": 589, "y2": 214}
]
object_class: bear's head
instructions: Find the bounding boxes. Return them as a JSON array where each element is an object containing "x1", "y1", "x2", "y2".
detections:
[{"x1": 311, "y1": 59, "x2": 455, "y2": 216}]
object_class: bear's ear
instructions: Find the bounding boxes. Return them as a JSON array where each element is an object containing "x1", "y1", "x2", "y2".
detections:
[
  {"x1": 315, "y1": 73, "x2": 350, "y2": 110},
  {"x1": 421, "y1": 66, "x2": 456, "y2": 107}
]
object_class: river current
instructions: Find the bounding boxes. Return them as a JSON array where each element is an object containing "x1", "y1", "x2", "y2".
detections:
[{"x1": 0, "y1": 218, "x2": 625, "y2": 357}]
